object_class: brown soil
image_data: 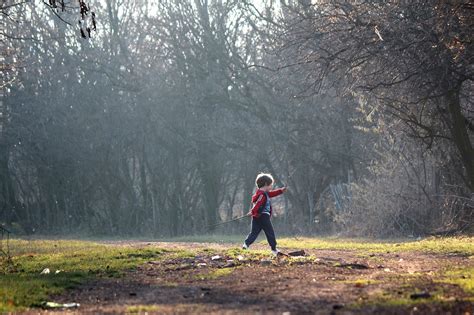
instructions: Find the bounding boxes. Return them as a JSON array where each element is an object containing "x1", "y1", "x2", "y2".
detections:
[{"x1": 26, "y1": 242, "x2": 474, "y2": 314}]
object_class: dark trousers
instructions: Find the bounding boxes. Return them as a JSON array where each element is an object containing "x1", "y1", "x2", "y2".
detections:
[{"x1": 244, "y1": 214, "x2": 277, "y2": 250}]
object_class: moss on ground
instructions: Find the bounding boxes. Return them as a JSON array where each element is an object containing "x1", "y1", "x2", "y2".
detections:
[
  {"x1": 195, "y1": 267, "x2": 235, "y2": 280},
  {"x1": 348, "y1": 285, "x2": 455, "y2": 309},
  {"x1": 126, "y1": 304, "x2": 160, "y2": 313},
  {"x1": 339, "y1": 278, "x2": 381, "y2": 286},
  {"x1": 347, "y1": 266, "x2": 474, "y2": 310},
  {"x1": 224, "y1": 247, "x2": 268, "y2": 260},
  {"x1": 436, "y1": 266, "x2": 474, "y2": 298}
]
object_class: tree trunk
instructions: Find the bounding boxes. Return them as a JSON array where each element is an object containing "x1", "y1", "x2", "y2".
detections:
[
  {"x1": 447, "y1": 88, "x2": 474, "y2": 192},
  {"x1": 0, "y1": 143, "x2": 16, "y2": 225}
]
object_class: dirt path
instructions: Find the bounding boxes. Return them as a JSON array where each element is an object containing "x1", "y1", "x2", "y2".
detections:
[{"x1": 35, "y1": 241, "x2": 474, "y2": 314}]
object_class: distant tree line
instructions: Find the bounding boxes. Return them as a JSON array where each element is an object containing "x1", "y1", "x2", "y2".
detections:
[{"x1": 1, "y1": 0, "x2": 472, "y2": 237}]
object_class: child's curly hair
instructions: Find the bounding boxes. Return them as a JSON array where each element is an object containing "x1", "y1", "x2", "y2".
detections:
[{"x1": 255, "y1": 173, "x2": 274, "y2": 188}]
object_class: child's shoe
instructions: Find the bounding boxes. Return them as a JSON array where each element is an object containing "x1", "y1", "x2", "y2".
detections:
[
  {"x1": 242, "y1": 243, "x2": 249, "y2": 250},
  {"x1": 271, "y1": 248, "x2": 281, "y2": 256}
]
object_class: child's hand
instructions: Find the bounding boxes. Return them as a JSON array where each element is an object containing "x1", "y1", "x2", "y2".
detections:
[{"x1": 282, "y1": 187, "x2": 288, "y2": 193}]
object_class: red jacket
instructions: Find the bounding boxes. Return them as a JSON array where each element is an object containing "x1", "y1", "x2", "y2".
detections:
[{"x1": 250, "y1": 188, "x2": 285, "y2": 218}]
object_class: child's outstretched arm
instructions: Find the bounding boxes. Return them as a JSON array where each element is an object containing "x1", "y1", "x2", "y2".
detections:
[{"x1": 268, "y1": 187, "x2": 287, "y2": 198}]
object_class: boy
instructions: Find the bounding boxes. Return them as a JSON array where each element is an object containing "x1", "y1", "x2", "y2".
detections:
[{"x1": 242, "y1": 173, "x2": 287, "y2": 255}]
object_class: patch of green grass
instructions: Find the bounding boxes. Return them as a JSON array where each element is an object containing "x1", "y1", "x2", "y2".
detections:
[
  {"x1": 277, "y1": 236, "x2": 474, "y2": 255},
  {"x1": 126, "y1": 303, "x2": 216, "y2": 313},
  {"x1": 15, "y1": 246, "x2": 166, "y2": 277},
  {"x1": 436, "y1": 266, "x2": 474, "y2": 297},
  {"x1": 349, "y1": 285, "x2": 449, "y2": 309},
  {"x1": 348, "y1": 268, "x2": 474, "y2": 310},
  {"x1": 339, "y1": 278, "x2": 381, "y2": 286},
  {"x1": 0, "y1": 272, "x2": 85, "y2": 311},
  {"x1": 9, "y1": 239, "x2": 102, "y2": 256},
  {"x1": 224, "y1": 247, "x2": 268, "y2": 260},
  {"x1": 126, "y1": 304, "x2": 159, "y2": 313},
  {"x1": 357, "y1": 296, "x2": 433, "y2": 308},
  {"x1": 1, "y1": 239, "x2": 169, "y2": 312},
  {"x1": 356, "y1": 253, "x2": 385, "y2": 263},
  {"x1": 166, "y1": 249, "x2": 196, "y2": 260}
]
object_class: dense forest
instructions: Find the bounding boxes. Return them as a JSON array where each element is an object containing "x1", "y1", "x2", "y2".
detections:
[{"x1": 1, "y1": 0, "x2": 473, "y2": 237}]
